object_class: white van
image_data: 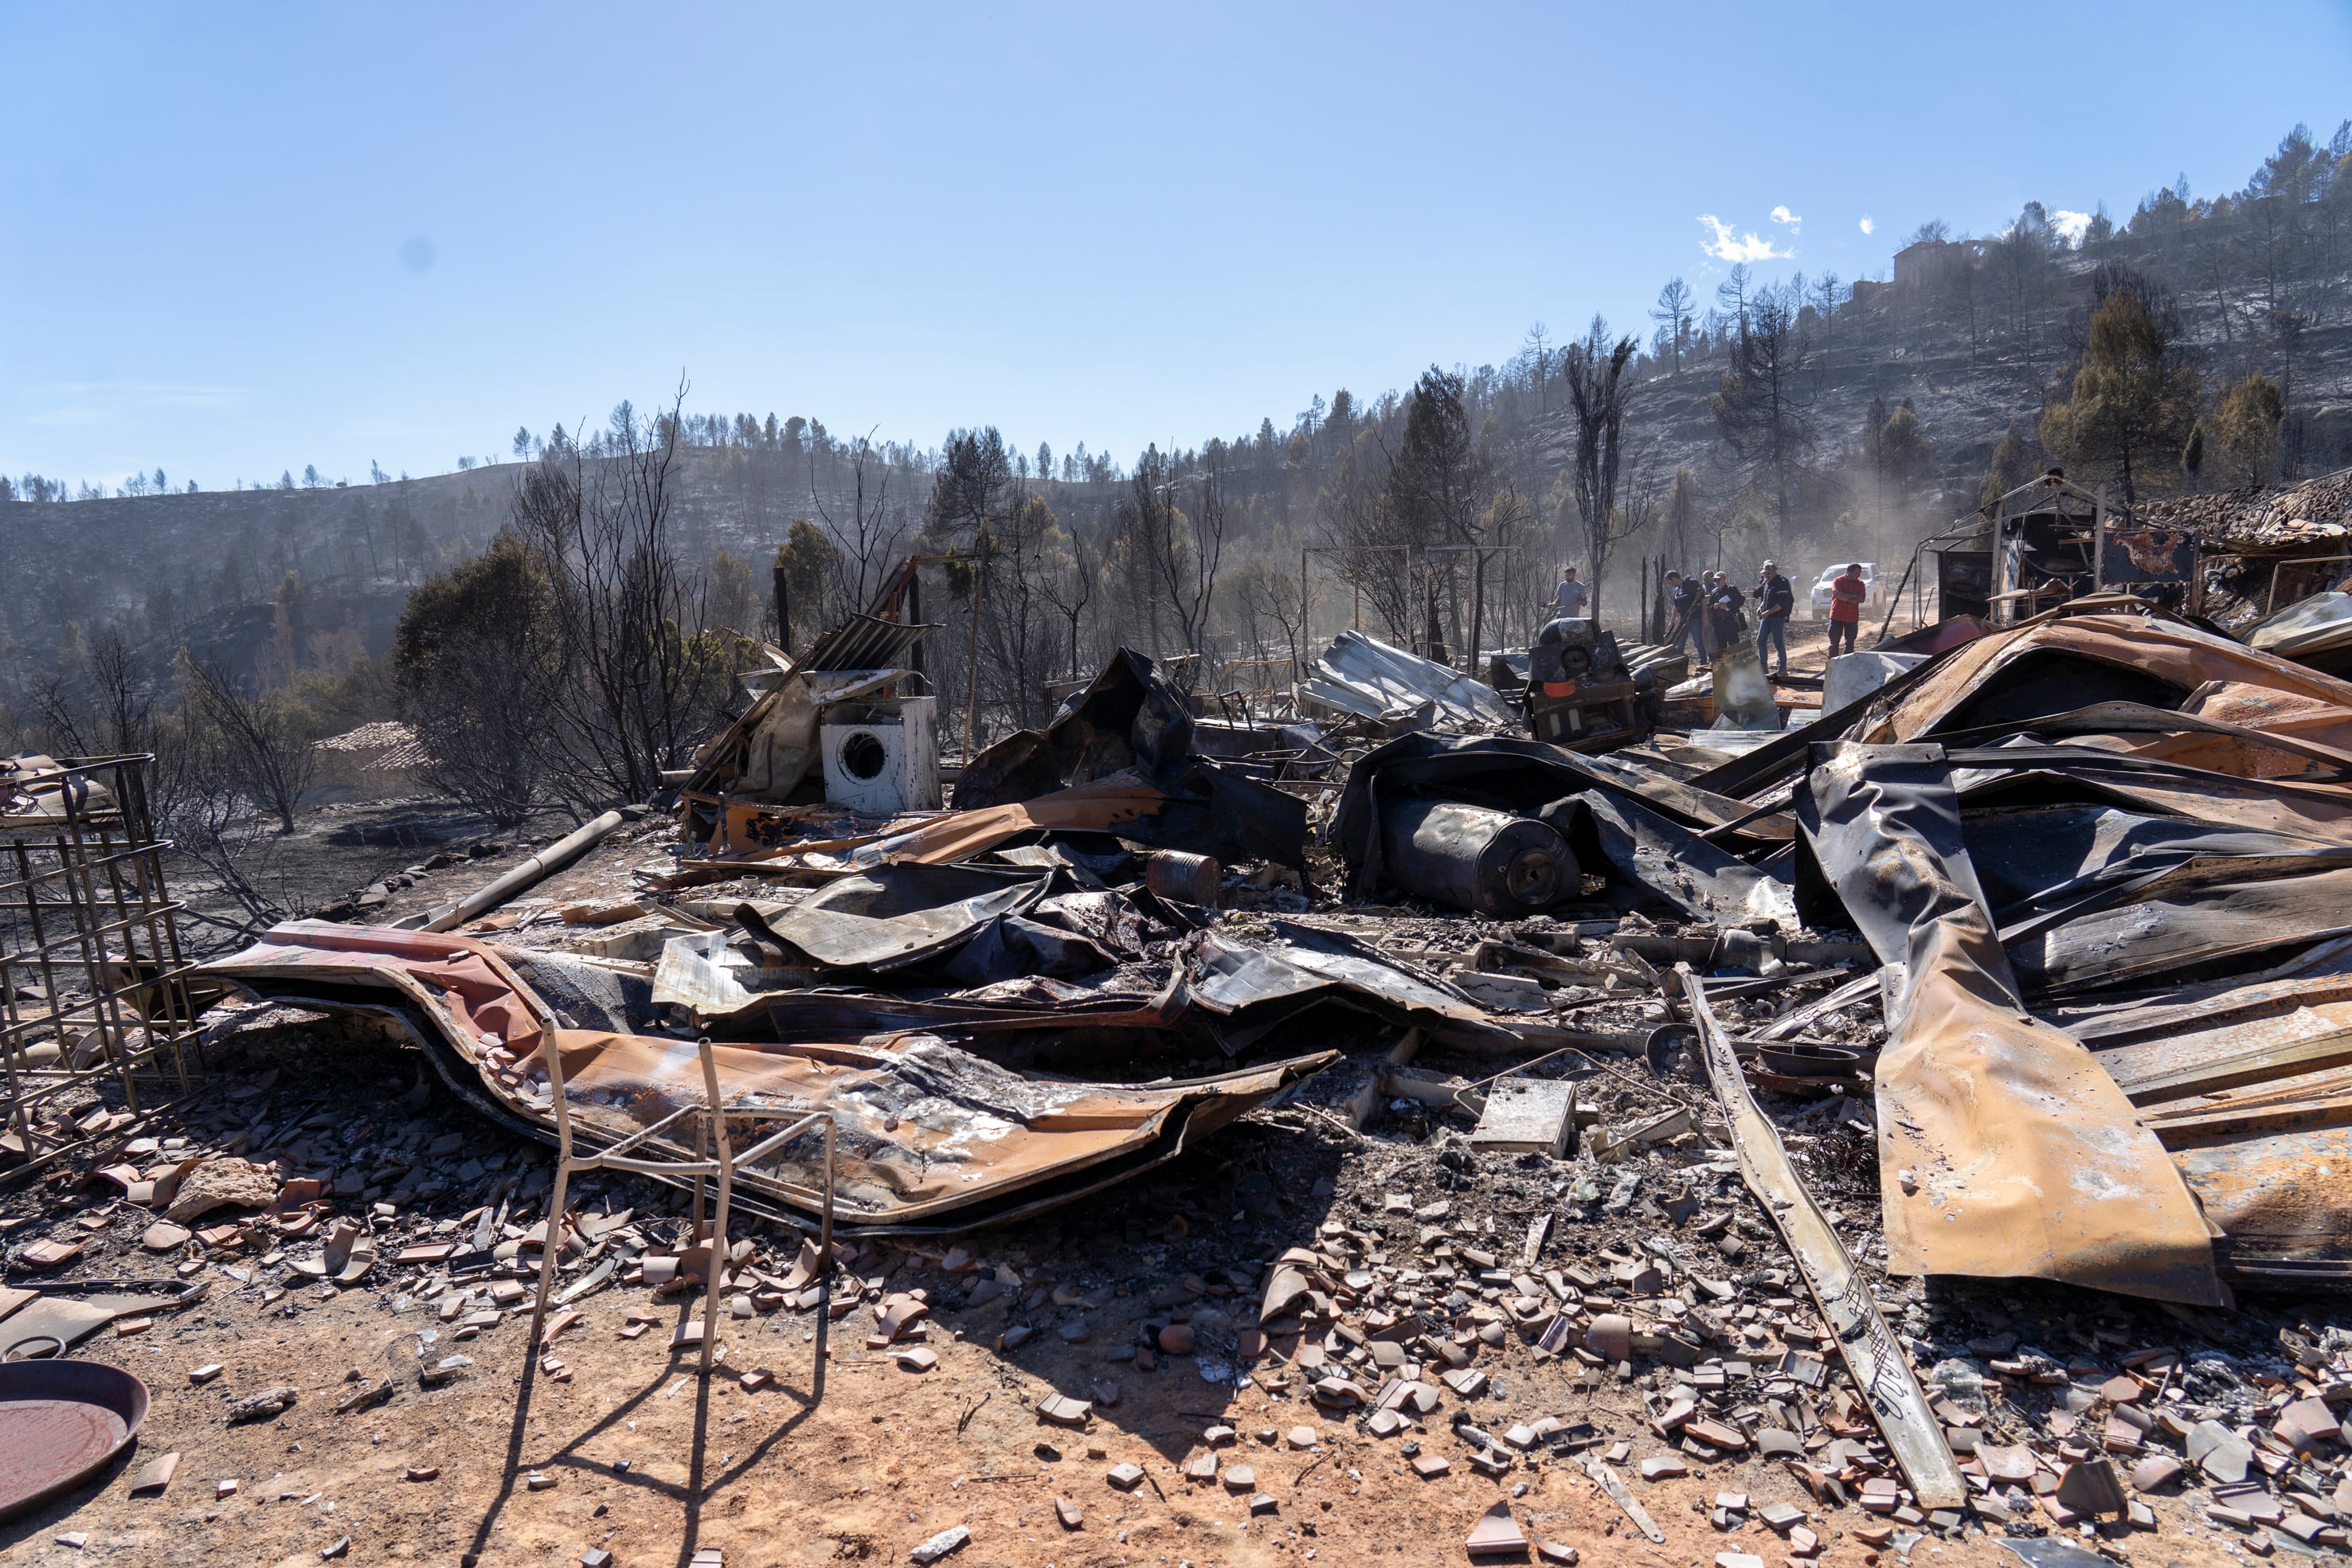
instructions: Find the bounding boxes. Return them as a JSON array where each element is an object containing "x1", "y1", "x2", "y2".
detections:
[{"x1": 1809, "y1": 562, "x2": 1881, "y2": 619}]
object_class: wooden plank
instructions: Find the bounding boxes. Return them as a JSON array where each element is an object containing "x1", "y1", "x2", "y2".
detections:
[{"x1": 1679, "y1": 966, "x2": 1964, "y2": 1511}]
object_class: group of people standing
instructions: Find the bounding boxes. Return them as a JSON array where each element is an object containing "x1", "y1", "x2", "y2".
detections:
[
  {"x1": 1654, "y1": 565, "x2": 1786, "y2": 674},
  {"x1": 1540, "y1": 560, "x2": 1869, "y2": 681}
]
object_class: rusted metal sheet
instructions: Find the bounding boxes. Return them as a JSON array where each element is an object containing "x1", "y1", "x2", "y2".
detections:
[
  {"x1": 2100, "y1": 526, "x2": 2198, "y2": 587},
  {"x1": 848, "y1": 782, "x2": 1176, "y2": 869},
  {"x1": 1677, "y1": 967, "x2": 1963, "y2": 1509},
  {"x1": 1799, "y1": 743, "x2": 2225, "y2": 1305},
  {"x1": 1869, "y1": 612, "x2": 2352, "y2": 761},
  {"x1": 2168, "y1": 1127, "x2": 2352, "y2": 1265},
  {"x1": 197, "y1": 923, "x2": 1334, "y2": 1236}
]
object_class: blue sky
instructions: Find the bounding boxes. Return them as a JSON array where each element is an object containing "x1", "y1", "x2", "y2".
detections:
[{"x1": 4, "y1": 1, "x2": 2347, "y2": 492}]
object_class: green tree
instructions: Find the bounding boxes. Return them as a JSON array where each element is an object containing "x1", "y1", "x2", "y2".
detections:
[
  {"x1": 774, "y1": 519, "x2": 840, "y2": 654},
  {"x1": 2212, "y1": 373, "x2": 2286, "y2": 487},
  {"x1": 1878, "y1": 398, "x2": 1936, "y2": 509},
  {"x1": 392, "y1": 534, "x2": 553, "y2": 825},
  {"x1": 1979, "y1": 424, "x2": 2035, "y2": 510},
  {"x1": 2038, "y1": 278, "x2": 2201, "y2": 506},
  {"x1": 703, "y1": 549, "x2": 761, "y2": 639},
  {"x1": 1708, "y1": 286, "x2": 1817, "y2": 548}
]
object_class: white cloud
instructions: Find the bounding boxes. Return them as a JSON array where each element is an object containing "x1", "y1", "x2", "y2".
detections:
[
  {"x1": 2052, "y1": 209, "x2": 2092, "y2": 244},
  {"x1": 1696, "y1": 214, "x2": 1794, "y2": 264},
  {"x1": 1859, "y1": 216, "x2": 1876, "y2": 235},
  {"x1": 1770, "y1": 205, "x2": 1802, "y2": 229}
]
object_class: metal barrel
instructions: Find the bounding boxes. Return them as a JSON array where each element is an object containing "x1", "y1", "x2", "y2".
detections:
[
  {"x1": 1379, "y1": 800, "x2": 1577, "y2": 916},
  {"x1": 1144, "y1": 850, "x2": 1222, "y2": 907}
]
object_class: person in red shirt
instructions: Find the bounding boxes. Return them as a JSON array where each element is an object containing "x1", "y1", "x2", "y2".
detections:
[{"x1": 1827, "y1": 563, "x2": 1866, "y2": 657}]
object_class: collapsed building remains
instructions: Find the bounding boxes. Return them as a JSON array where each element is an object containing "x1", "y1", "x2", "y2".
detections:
[{"x1": 11, "y1": 536, "x2": 2352, "y2": 1562}]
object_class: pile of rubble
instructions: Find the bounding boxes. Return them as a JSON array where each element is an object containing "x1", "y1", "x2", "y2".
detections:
[{"x1": 10, "y1": 590, "x2": 2352, "y2": 1562}]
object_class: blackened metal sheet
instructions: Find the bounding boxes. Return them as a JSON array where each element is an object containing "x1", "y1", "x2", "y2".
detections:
[
  {"x1": 1188, "y1": 925, "x2": 1525, "y2": 1050},
  {"x1": 800, "y1": 612, "x2": 937, "y2": 675},
  {"x1": 2041, "y1": 938, "x2": 2352, "y2": 1046},
  {"x1": 1798, "y1": 743, "x2": 2225, "y2": 1305},
  {"x1": 2013, "y1": 865, "x2": 2352, "y2": 998},
  {"x1": 766, "y1": 972, "x2": 1185, "y2": 1042},
  {"x1": 1961, "y1": 804, "x2": 2343, "y2": 916},
  {"x1": 949, "y1": 650, "x2": 1309, "y2": 867},
  {"x1": 765, "y1": 863, "x2": 1048, "y2": 971},
  {"x1": 954, "y1": 648, "x2": 1194, "y2": 807},
  {"x1": 1332, "y1": 733, "x2": 1780, "y2": 902},
  {"x1": 1537, "y1": 790, "x2": 1798, "y2": 929}
]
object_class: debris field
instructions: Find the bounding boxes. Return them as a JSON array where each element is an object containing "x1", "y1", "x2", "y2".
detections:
[{"x1": 6, "y1": 588, "x2": 2352, "y2": 1568}]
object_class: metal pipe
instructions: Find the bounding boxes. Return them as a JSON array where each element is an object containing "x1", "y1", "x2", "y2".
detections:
[{"x1": 415, "y1": 805, "x2": 646, "y2": 933}]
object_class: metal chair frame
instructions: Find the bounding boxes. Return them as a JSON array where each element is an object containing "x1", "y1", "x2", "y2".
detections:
[{"x1": 524, "y1": 1031, "x2": 836, "y2": 1378}]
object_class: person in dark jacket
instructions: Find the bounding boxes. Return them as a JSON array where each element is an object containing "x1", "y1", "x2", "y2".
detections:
[
  {"x1": 1666, "y1": 570, "x2": 1708, "y2": 663},
  {"x1": 1706, "y1": 572, "x2": 1746, "y2": 655},
  {"x1": 1755, "y1": 559, "x2": 1794, "y2": 677}
]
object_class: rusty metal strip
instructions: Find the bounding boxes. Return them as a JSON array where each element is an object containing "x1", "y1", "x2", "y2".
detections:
[
  {"x1": 2059, "y1": 942, "x2": 2352, "y2": 1045},
  {"x1": 1581, "y1": 1456, "x2": 1666, "y2": 1543},
  {"x1": 1802, "y1": 743, "x2": 2227, "y2": 1305},
  {"x1": 2115, "y1": 1028, "x2": 2352, "y2": 1106},
  {"x1": 2146, "y1": 1089, "x2": 2352, "y2": 1144},
  {"x1": 1928, "y1": 699, "x2": 2352, "y2": 775},
  {"x1": 1677, "y1": 965, "x2": 1964, "y2": 1510}
]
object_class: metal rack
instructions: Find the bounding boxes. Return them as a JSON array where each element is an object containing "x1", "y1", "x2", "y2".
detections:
[{"x1": 0, "y1": 754, "x2": 205, "y2": 1177}]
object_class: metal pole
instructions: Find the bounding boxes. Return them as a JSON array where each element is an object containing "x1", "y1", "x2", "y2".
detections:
[
  {"x1": 819, "y1": 1117, "x2": 836, "y2": 1269},
  {"x1": 525, "y1": 1015, "x2": 573, "y2": 1358},
  {"x1": 417, "y1": 807, "x2": 642, "y2": 933},
  {"x1": 697, "y1": 1038, "x2": 733, "y2": 1378}
]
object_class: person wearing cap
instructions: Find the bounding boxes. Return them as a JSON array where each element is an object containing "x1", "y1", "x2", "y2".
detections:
[
  {"x1": 1827, "y1": 561, "x2": 1867, "y2": 658},
  {"x1": 1544, "y1": 565, "x2": 1589, "y2": 620},
  {"x1": 1755, "y1": 560, "x2": 1794, "y2": 677}
]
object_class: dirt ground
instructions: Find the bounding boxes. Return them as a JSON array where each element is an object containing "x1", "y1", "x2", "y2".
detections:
[{"x1": 0, "y1": 988, "x2": 2313, "y2": 1568}]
